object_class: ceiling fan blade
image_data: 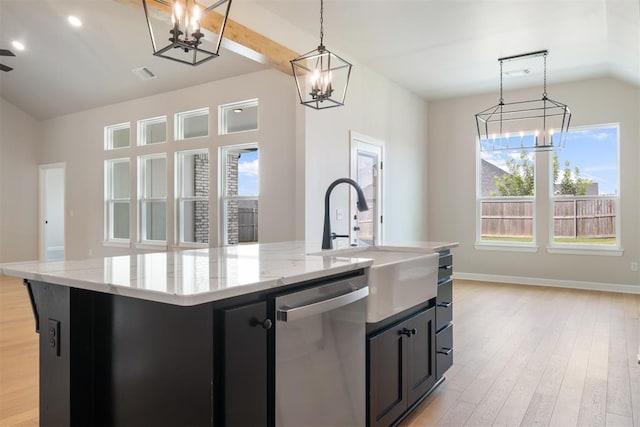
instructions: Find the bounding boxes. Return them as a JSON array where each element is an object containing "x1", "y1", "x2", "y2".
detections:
[
  {"x1": 0, "y1": 64, "x2": 13, "y2": 72},
  {"x1": 0, "y1": 49, "x2": 16, "y2": 57}
]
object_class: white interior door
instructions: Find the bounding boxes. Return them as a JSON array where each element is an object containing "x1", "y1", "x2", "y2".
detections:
[
  {"x1": 40, "y1": 164, "x2": 65, "y2": 262},
  {"x1": 350, "y1": 132, "x2": 384, "y2": 245}
]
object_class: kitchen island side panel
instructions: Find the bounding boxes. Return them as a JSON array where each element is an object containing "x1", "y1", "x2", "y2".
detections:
[{"x1": 28, "y1": 280, "x2": 215, "y2": 426}]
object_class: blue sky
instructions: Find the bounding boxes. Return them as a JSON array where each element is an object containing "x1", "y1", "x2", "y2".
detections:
[
  {"x1": 482, "y1": 126, "x2": 618, "y2": 195},
  {"x1": 557, "y1": 126, "x2": 618, "y2": 195},
  {"x1": 238, "y1": 150, "x2": 259, "y2": 196}
]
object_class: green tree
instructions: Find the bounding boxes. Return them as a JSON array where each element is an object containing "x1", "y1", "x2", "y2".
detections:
[
  {"x1": 553, "y1": 153, "x2": 592, "y2": 196},
  {"x1": 494, "y1": 150, "x2": 534, "y2": 196}
]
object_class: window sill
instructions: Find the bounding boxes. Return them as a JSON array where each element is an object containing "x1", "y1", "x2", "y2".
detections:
[
  {"x1": 173, "y1": 243, "x2": 209, "y2": 250},
  {"x1": 136, "y1": 242, "x2": 168, "y2": 251},
  {"x1": 547, "y1": 246, "x2": 624, "y2": 256},
  {"x1": 103, "y1": 240, "x2": 131, "y2": 248},
  {"x1": 475, "y1": 242, "x2": 539, "y2": 253}
]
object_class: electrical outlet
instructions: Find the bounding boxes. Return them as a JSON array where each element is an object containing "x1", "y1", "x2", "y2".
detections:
[
  {"x1": 631, "y1": 262, "x2": 639, "y2": 272},
  {"x1": 48, "y1": 319, "x2": 60, "y2": 357}
]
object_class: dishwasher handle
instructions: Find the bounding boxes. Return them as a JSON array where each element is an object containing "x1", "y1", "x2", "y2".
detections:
[{"x1": 277, "y1": 286, "x2": 369, "y2": 322}]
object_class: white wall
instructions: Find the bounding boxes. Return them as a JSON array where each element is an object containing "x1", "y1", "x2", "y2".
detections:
[
  {"x1": 0, "y1": 98, "x2": 40, "y2": 262},
  {"x1": 428, "y1": 77, "x2": 640, "y2": 290},
  {"x1": 38, "y1": 69, "x2": 297, "y2": 260},
  {"x1": 302, "y1": 65, "x2": 429, "y2": 246}
]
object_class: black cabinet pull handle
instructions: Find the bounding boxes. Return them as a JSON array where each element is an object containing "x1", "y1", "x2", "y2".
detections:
[
  {"x1": 437, "y1": 302, "x2": 452, "y2": 308},
  {"x1": 437, "y1": 347, "x2": 453, "y2": 355},
  {"x1": 252, "y1": 318, "x2": 273, "y2": 330},
  {"x1": 261, "y1": 319, "x2": 273, "y2": 330},
  {"x1": 399, "y1": 328, "x2": 417, "y2": 337}
]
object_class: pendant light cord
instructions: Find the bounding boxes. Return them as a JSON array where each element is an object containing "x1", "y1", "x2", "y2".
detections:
[
  {"x1": 542, "y1": 52, "x2": 548, "y2": 99},
  {"x1": 319, "y1": 0, "x2": 324, "y2": 46},
  {"x1": 499, "y1": 60, "x2": 504, "y2": 105}
]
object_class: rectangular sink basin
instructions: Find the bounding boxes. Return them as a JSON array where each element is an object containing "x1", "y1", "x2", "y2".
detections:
[{"x1": 309, "y1": 246, "x2": 438, "y2": 323}]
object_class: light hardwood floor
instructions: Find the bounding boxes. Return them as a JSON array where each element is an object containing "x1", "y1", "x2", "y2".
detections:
[
  {"x1": 0, "y1": 275, "x2": 38, "y2": 426},
  {"x1": 402, "y1": 280, "x2": 640, "y2": 427},
  {"x1": 0, "y1": 275, "x2": 638, "y2": 426}
]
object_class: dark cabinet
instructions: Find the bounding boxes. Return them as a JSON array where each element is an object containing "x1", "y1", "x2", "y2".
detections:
[
  {"x1": 368, "y1": 307, "x2": 436, "y2": 427},
  {"x1": 436, "y1": 250, "x2": 454, "y2": 379},
  {"x1": 217, "y1": 300, "x2": 272, "y2": 427}
]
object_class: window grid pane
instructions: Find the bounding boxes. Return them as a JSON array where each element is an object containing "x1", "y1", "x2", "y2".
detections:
[
  {"x1": 550, "y1": 125, "x2": 619, "y2": 246},
  {"x1": 177, "y1": 150, "x2": 209, "y2": 244},
  {"x1": 138, "y1": 117, "x2": 167, "y2": 146},
  {"x1": 222, "y1": 146, "x2": 259, "y2": 245},
  {"x1": 106, "y1": 159, "x2": 130, "y2": 241}
]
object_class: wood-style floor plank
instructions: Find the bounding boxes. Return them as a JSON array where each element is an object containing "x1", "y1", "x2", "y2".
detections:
[
  {"x1": 0, "y1": 275, "x2": 38, "y2": 427},
  {"x1": 403, "y1": 280, "x2": 640, "y2": 427}
]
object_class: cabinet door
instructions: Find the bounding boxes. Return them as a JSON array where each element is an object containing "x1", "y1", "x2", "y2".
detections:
[
  {"x1": 368, "y1": 322, "x2": 408, "y2": 427},
  {"x1": 406, "y1": 308, "x2": 436, "y2": 407},
  {"x1": 222, "y1": 301, "x2": 270, "y2": 427}
]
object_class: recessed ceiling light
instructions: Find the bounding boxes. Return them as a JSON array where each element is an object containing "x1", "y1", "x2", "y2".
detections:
[
  {"x1": 11, "y1": 40, "x2": 25, "y2": 51},
  {"x1": 233, "y1": 108, "x2": 243, "y2": 113},
  {"x1": 68, "y1": 15, "x2": 82, "y2": 27}
]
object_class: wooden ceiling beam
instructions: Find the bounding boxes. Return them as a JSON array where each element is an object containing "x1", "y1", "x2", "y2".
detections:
[{"x1": 114, "y1": 0, "x2": 299, "y2": 75}]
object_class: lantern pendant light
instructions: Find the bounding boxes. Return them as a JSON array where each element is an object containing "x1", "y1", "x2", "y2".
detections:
[
  {"x1": 475, "y1": 50, "x2": 572, "y2": 152},
  {"x1": 142, "y1": 0, "x2": 232, "y2": 66},
  {"x1": 290, "y1": 0, "x2": 352, "y2": 110}
]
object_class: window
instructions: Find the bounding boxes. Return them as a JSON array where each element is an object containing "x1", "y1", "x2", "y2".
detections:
[
  {"x1": 105, "y1": 122, "x2": 130, "y2": 150},
  {"x1": 550, "y1": 124, "x2": 619, "y2": 248},
  {"x1": 139, "y1": 154, "x2": 167, "y2": 243},
  {"x1": 219, "y1": 99, "x2": 258, "y2": 135},
  {"x1": 138, "y1": 116, "x2": 167, "y2": 145},
  {"x1": 105, "y1": 159, "x2": 130, "y2": 242},
  {"x1": 175, "y1": 108, "x2": 209, "y2": 140},
  {"x1": 176, "y1": 150, "x2": 210, "y2": 245},
  {"x1": 477, "y1": 134, "x2": 536, "y2": 245},
  {"x1": 220, "y1": 145, "x2": 259, "y2": 245}
]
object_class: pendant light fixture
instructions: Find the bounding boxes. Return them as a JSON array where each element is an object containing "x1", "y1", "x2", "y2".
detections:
[
  {"x1": 142, "y1": 0, "x2": 232, "y2": 66},
  {"x1": 475, "y1": 50, "x2": 572, "y2": 151},
  {"x1": 291, "y1": 0, "x2": 352, "y2": 110}
]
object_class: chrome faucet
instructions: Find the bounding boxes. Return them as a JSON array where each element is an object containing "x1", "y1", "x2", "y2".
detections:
[{"x1": 322, "y1": 178, "x2": 369, "y2": 250}]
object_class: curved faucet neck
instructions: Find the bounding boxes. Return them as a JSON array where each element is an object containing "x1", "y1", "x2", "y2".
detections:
[{"x1": 322, "y1": 178, "x2": 367, "y2": 250}]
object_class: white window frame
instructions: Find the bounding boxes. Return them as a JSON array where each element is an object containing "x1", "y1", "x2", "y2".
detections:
[
  {"x1": 137, "y1": 116, "x2": 167, "y2": 146},
  {"x1": 218, "y1": 99, "x2": 259, "y2": 135},
  {"x1": 104, "y1": 158, "x2": 131, "y2": 246},
  {"x1": 547, "y1": 123, "x2": 622, "y2": 256},
  {"x1": 175, "y1": 149, "x2": 210, "y2": 248},
  {"x1": 175, "y1": 107, "x2": 209, "y2": 141},
  {"x1": 138, "y1": 153, "x2": 168, "y2": 248},
  {"x1": 475, "y1": 139, "x2": 538, "y2": 251},
  {"x1": 219, "y1": 143, "x2": 259, "y2": 246},
  {"x1": 104, "y1": 122, "x2": 130, "y2": 150}
]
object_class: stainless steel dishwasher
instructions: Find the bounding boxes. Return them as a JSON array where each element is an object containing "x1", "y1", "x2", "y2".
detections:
[{"x1": 274, "y1": 274, "x2": 369, "y2": 426}]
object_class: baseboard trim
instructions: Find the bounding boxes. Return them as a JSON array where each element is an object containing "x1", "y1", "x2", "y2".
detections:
[{"x1": 452, "y1": 272, "x2": 640, "y2": 295}]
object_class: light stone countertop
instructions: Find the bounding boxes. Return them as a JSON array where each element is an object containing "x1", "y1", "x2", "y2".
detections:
[{"x1": 0, "y1": 240, "x2": 457, "y2": 306}]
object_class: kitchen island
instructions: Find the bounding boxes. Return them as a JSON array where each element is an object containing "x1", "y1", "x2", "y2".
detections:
[{"x1": 0, "y1": 240, "x2": 457, "y2": 426}]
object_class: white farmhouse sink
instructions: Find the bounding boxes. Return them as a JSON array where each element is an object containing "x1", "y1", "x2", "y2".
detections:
[{"x1": 310, "y1": 246, "x2": 439, "y2": 323}]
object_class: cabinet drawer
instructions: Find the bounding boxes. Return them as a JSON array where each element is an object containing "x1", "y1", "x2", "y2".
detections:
[
  {"x1": 438, "y1": 265, "x2": 452, "y2": 282},
  {"x1": 436, "y1": 324, "x2": 453, "y2": 379},
  {"x1": 436, "y1": 279, "x2": 452, "y2": 332},
  {"x1": 438, "y1": 253, "x2": 452, "y2": 267}
]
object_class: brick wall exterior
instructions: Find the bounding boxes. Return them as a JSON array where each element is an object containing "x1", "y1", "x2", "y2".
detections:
[
  {"x1": 226, "y1": 153, "x2": 239, "y2": 244},
  {"x1": 194, "y1": 154, "x2": 209, "y2": 243}
]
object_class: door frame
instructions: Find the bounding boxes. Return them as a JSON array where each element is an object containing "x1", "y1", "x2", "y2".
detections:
[
  {"x1": 39, "y1": 163, "x2": 66, "y2": 262},
  {"x1": 349, "y1": 131, "x2": 384, "y2": 245}
]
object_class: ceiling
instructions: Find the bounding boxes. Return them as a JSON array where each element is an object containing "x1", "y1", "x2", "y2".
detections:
[{"x1": 1, "y1": 0, "x2": 638, "y2": 121}]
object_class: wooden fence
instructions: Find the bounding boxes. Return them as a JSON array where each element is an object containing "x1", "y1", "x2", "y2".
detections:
[{"x1": 481, "y1": 198, "x2": 616, "y2": 238}]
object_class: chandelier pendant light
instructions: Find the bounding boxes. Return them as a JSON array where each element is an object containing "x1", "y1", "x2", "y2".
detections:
[
  {"x1": 291, "y1": 0, "x2": 352, "y2": 110},
  {"x1": 475, "y1": 50, "x2": 572, "y2": 152},
  {"x1": 142, "y1": 0, "x2": 232, "y2": 66}
]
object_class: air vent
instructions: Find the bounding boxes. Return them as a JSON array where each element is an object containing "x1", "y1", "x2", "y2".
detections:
[
  {"x1": 1, "y1": 48, "x2": 15, "y2": 72},
  {"x1": 132, "y1": 66, "x2": 157, "y2": 81}
]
